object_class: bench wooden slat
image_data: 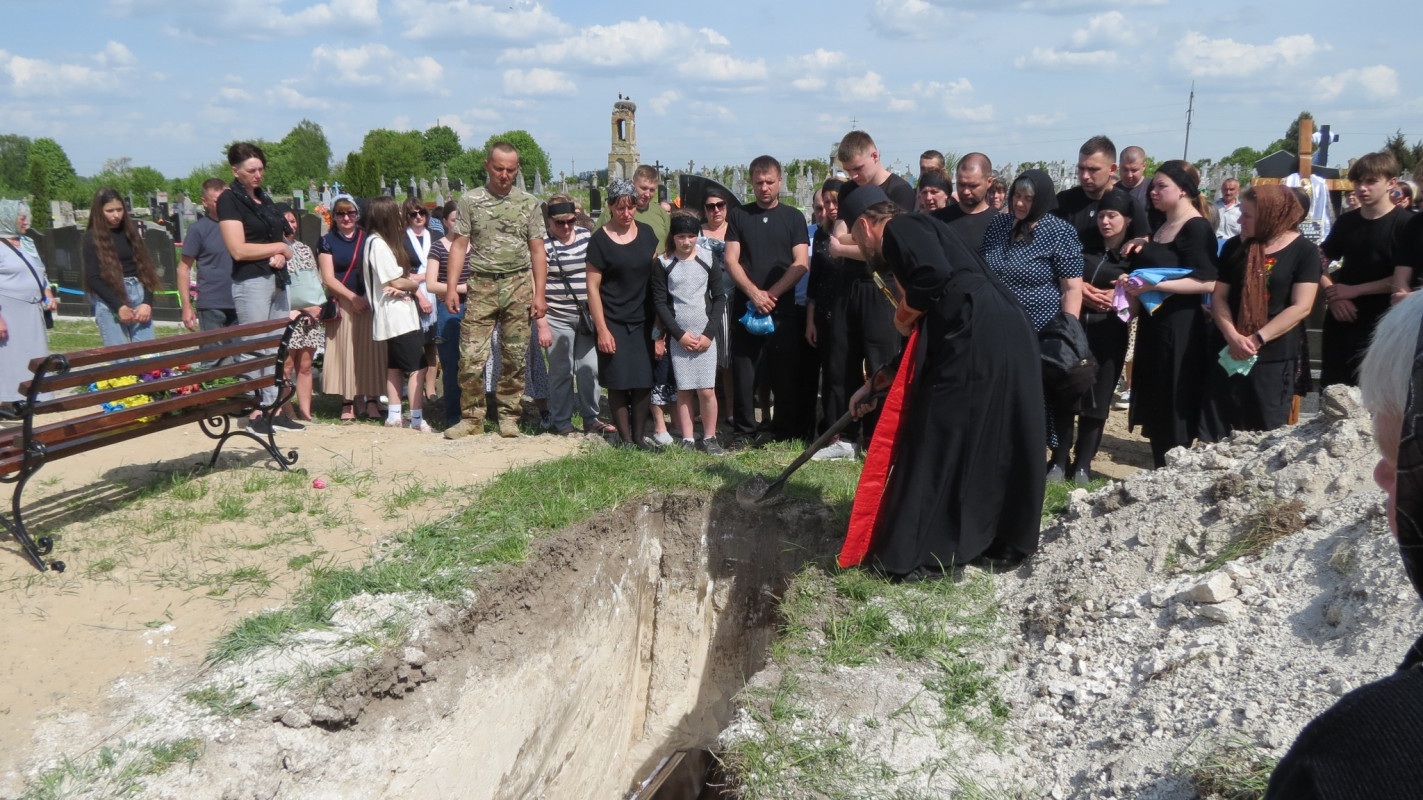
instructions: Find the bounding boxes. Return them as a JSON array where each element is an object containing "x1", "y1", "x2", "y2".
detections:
[
  {"x1": 0, "y1": 398, "x2": 255, "y2": 477},
  {"x1": 26, "y1": 317, "x2": 289, "y2": 373},
  {"x1": 21, "y1": 335, "x2": 283, "y2": 397},
  {"x1": 18, "y1": 375, "x2": 270, "y2": 449},
  {"x1": 31, "y1": 356, "x2": 276, "y2": 414}
]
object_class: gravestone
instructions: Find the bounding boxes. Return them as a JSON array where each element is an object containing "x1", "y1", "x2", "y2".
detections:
[
  {"x1": 49, "y1": 201, "x2": 76, "y2": 228},
  {"x1": 299, "y1": 213, "x2": 323, "y2": 250},
  {"x1": 419, "y1": 177, "x2": 431, "y2": 198},
  {"x1": 41, "y1": 226, "x2": 84, "y2": 317},
  {"x1": 140, "y1": 227, "x2": 181, "y2": 322},
  {"x1": 516, "y1": 170, "x2": 526, "y2": 191},
  {"x1": 533, "y1": 171, "x2": 544, "y2": 196}
]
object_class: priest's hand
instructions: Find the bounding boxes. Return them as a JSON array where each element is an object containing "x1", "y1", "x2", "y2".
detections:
[{"x1": 850, "y1": 383, "x2": 879, "y2": 420}]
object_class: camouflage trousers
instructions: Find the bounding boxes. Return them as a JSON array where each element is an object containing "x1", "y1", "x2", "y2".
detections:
[{"x1": 458, "y1": 270, "x2": 532, "y2": 422}]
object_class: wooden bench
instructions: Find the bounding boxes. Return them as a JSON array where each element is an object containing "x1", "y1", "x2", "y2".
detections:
[{"x1": 0, "y1": 315, "x2": 308, "y2": 573}]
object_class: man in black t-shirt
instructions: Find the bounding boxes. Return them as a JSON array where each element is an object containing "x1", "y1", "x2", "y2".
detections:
[
  {"x1": 1395, "y1": 210, "x2": 1423, "y2": 303},
  {"x1": 1054, "y1": 135, "x2": 1149, "y2": 249},
  {"x1": 724, "y1": 155, "x2": 810, "y2": 445},
  {"x1": 931, "y1": 152, "x2": 995, "y2": 251}
]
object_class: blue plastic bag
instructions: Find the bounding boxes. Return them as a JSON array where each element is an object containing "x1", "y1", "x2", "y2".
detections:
[{"x1": 738, "y1": 301, "x2": 775, "y2": 336}]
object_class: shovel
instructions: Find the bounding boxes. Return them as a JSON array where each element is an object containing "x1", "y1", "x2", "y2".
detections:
[{"x1": 736, "y1": 367, "x2": 894, "y2": 508}]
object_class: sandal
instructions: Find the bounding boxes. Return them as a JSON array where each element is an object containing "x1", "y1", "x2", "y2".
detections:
[
  {"x1": 583, "y1": 420, "x2": 617, "y2": 435},
  {"x1": 365, "y1": 400, "x2": 382, "y2": 420},
  {"x1": 340, "y1": 401, "x2": 356, "y2": 422}
]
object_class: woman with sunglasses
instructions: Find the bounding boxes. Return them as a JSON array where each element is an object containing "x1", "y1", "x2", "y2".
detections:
[
  {"x1": 700, "y1": 188, "x2": 735, "y2": 426},
  {"x1": 402, "y1": 198, "x2": 438, "y2": 403},
  {"x1": 541, "y1": 193, "x2": 607, "y2": 435},
  {"x1": 319, "y1": 194, "x2": 387, "y2": 421}
]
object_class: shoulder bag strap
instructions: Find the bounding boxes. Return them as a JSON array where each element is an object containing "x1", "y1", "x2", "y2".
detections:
[
  {"x1": 1, "y1": 239, "x2": 48, "y2": 296},
  {"x1": 340, "y1": 229, "x2": 364, "y2": 286}
]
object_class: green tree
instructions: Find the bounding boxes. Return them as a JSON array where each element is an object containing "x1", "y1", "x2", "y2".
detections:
[
  {"x1": 1382, "y1": 130, "x2": 1423, "y2": 176},
  {"x1": 26, "y1": 157, "x2": 52, "y2": 227},
  {"x1": 422, "y1": 124, "x2": 462, "y2": 172},
  {"x1": 268, "y1": 119, "x2": 331, "y2": 194},
  {"x1": 0, "y1": 134, "x2": 33, "y2": 193},
  {"x1": 483, "y1": 130, "x2": 550, "y2": 187},
  {"x1": 360, "y1": 129, "x2": 424, "y2": 189},
  {"x1": 340, "y1": 151, "x2": 379, "y2": 198},
  {"x1": 445, "y1": 149, "x2": 485, "y2": 189},
  {"x1": 26, "y1": 137, "x2": 78, "y2": 206},
  {"x1": 1265, "y1": 111, "x2": 1314, "y2": 155}
]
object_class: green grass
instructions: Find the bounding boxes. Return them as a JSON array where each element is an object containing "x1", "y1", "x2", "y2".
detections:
[
  {"x1": 19, "y1": 737, "x2": 203, "y2": 800},
  {"x1": 1184, "y1": 737, "x2": 1279, "y2": 800},
  {"x1": 45, "y1": 318, "x2": 184, "y2": 353},
  {"x1": 1041, "y1": 476, "x2": 1110, "y2": 524},
  {"x1": 1198, "y1": 498, "x2": 1306, "y2": 573},
  {"x1": 184, "y1": 684, "x2": 258, "y2": 718}
]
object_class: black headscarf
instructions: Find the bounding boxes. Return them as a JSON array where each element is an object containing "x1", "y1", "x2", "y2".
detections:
[
  {"x1": 1010, "y1": 169, "x2": 1057, "y2": 242},
  {"x1": 1398, "y1": 314, "x2": 1423, "y2": 669},
  {"x1": 1096, "y1": 187, "x2": 1135, "y2": 220}
]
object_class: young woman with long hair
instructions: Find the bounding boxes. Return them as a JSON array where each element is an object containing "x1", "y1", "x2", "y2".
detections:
[
  {"x1": 82, "y1": 187, "x2": 161, "y2": 346},
  {"x1": 363, "y1": 196, "x2": 431, "y2": 431}
]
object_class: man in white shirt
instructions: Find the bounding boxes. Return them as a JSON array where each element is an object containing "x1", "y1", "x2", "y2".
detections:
[{"x1": 1215, "y1": 178, "x2": 1242, "y2": 239}]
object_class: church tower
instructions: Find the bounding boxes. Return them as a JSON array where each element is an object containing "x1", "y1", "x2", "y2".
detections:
[{"x1": 607, "y1": 97, "x2": 639, "y2": 181}]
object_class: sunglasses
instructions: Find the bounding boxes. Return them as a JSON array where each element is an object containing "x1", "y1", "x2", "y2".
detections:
[
  {"x1": 409, "y1": 209, "x2": 427, "y2": 218},
  {"x1": 551, "y1": 218, "x2": 575, "y2": 226},
  {"x1": 334, "y1": 210, "x2": 359, "y2": 218},
  {"x1": 704, "y1": 201, "x2": 727, "y2": 210}
]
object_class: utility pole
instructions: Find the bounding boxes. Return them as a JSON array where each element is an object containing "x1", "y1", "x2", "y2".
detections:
[{"x1": 1183, "y1": 82, "x2": 1195, "y2": 160}]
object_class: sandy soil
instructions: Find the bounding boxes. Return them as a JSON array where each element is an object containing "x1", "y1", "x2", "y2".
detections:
[{"x1": 0, "y1": 418, "x2": 582, "y2": 794}]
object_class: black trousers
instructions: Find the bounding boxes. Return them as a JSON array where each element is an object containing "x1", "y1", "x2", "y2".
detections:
[
  {"x1": 729, "y1": 306, "x2": 801, "y2": 439},
  {"x1": 842, "y1": 278, "x2": 902, "y2": 442}
]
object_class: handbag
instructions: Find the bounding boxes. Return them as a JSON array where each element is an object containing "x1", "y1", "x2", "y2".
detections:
[
  {"x1": 1, "y1": 239, "x2": 54, "y2": 329},
  {"x1": 549, "y1": 237, "x2": 595, "y2": 335},
  {"x1": 1039, "y1": 311, "x2": 1098, "y2": 405},
  {"x1": 287, "y1": 262, "x2": 326, "y2": 308},
  {"x1": 322, "y1": 230, "x2": 364, "y2": 325}
]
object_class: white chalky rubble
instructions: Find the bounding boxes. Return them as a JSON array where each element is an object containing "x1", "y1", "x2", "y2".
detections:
[{"x1": 725, "y1": 387, "x2": 1423, "y2": 798}]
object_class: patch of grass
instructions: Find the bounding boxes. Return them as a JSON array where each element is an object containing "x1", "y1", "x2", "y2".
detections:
[
  {"x1": 197, "y1": 565, "x2": 274, "y2": 599},
  {"x1": 209, "y1": 609, "x2": 301, "y2": 662},
  {"x1": 1199, "y1": 498, "x2": 1306, "y2": 573},
  {"x1": 85, "y1": 556, "x2": 121, "y2": 578},
  {"x1": 19, "y1": 737, "x2": 204, "y2": 799},
  {"x1": 1328, "y1": 541, "x2": 1356, "y2": 576},
  {"x1": 722, "y1": 677, "x2": 871, "y2": 800},
  {"x1": 1041, "y1": 476, "x2": 1110, "y2": 524},
  {"x1": 1185, "y1": 737, "x2": 1278, "y2": 800},
  {"x1": 214, "y1": 493, "x2": 250, "y2": 521},
  {"x1": 184, "y1": 683, "x2": 258, "y2": 717},
  {"x1": 381, "y1": 476, "x2": 452, "y2": 519}
]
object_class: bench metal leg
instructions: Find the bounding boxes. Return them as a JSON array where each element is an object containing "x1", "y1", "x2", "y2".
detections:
[
  {"x1": 0, "y1": 454, "x2": 65, "y2": 573},
  {"x1": 200, "y1": 412, "x2": 299, "y2": 471}
]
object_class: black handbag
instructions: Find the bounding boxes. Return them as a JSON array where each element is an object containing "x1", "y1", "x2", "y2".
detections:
[
  {"x1": 549, "y1": 238, "x2": 594, "y2": 335},
  {"x1": 1039, "y1": 311, "x2": 1098, "y2": 404}
]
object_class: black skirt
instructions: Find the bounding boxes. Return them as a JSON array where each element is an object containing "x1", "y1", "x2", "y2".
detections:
[
  {"x1": 385, "y1": 329, "x2": 428, "y2": 374},
  {"x1": 1080, "y1": 312, "x2": 1130, "y2": 420},
  {"x1": 598, "y1": 320, "x2": 655, "y2": 390}
]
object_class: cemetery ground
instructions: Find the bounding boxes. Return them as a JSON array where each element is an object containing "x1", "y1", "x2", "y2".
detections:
[{"x1": 0, "y1": 321, "x2": 1155, "y2": 798}]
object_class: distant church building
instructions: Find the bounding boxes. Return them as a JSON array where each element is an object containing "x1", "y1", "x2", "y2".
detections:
[{"x1": 607, "y1": 96, "x2": 639, "y2": 181}]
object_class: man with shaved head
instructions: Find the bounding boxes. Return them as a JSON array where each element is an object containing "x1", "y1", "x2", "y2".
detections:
[
  {"x1": 931, "y1": 152, "x2": 995, "y2": 250},
  {"x1": 1119, "y1": 145, "x2": 1149, "y2": 218}
]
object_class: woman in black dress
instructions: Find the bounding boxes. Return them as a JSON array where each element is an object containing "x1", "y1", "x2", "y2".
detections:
[
  {"x1": 1068, "y1": 188, "x2": 1136, "y2": 483},
  {"x1": 1200, "y1": 186, "x2": 1320, "y2": 438},
  {"x1": 587, "y1": 178, "x2": 660, "y2": 447},
  {"x1": 837, "y1": 187, "x2": 1045, "y2": 579},
  {"x1": 1125, "y1": 160, "x2": 1218, "y2": 467}
]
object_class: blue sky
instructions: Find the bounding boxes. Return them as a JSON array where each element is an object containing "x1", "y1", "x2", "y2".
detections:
[{"x1": 3, "y1": 0, "x2": 1419, "y2": 182}]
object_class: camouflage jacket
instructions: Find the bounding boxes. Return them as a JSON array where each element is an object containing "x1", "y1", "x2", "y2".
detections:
[{"x1": 453, "y1": 185, "x2": 542, "y2": 275}]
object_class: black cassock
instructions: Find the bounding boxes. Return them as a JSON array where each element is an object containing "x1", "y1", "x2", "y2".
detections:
[{"x1": 860, "y1": 214, "x2": 1046, "y2": 575}]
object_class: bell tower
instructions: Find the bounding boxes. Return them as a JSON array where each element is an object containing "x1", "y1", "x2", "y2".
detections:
[{"x1": 607, "y1": 96, "x2": 639, "y2": 182}]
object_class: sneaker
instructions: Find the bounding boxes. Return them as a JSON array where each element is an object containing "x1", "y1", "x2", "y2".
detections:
[
  {"x1": 443, "y1": 419, "x2": 482, "y2": 440},
  {"x1": 679, "y1": 438, "x2": 697, "y2": 451},
  {"x1": 497, "y1": 417, "x2": 521, "y2": 438},
  {"x1": 271, "y1": 414, "x2": 306, "y2": 432},
  {"x1": 1046, "y1": 464, "x2": 1067, "y2": 483},
  {"x1": 651, "y1": 431, "x2": 675, "y2": 446},
  {"x1": 1071, "y1": 467, "x2": 1090, "y2": 487},
  {"x1": 811, "y1": 438, "x2": 856, "y2": 461},
  {"x1": 639, "y1": 436, "x2": 664, "y2": 452},
  {"x1": 248, "y1": 417, "x2": 273, "y2": 436},
  {"x1": 411, "y1": 420, "x2": 435, "y2": 433},
  {"x1": 1113, "y1": 389, "x2": 1131, "y2": 411},
  {"x1": 384, "y1": 418, "x2": 404, "y2": 428},
  {"x1": 539, "y1": 410, "x2": 554, "y2": 430},
  {"x1": 701, "y1": 436, "x2": 726, "y2": 457}
]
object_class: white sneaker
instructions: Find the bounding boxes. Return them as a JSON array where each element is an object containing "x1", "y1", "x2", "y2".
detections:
[
  {"x1": 651, "y1": 431, "x2": 675, "y2": 446},
  {"x1": 811, "y1": 438, "x2": 857, "y2": 461},
  {"x1": 1113, "y1": 389, "x2": 1132, "y2": 411}
]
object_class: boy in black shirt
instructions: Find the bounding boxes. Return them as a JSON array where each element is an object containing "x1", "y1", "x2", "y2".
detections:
[
  {"x1": 724, "y1": 155, "x2": 810, "y2": 445},
  {"x1": 1320, "y1": 151, "x2": 1411, "y2": 386}
]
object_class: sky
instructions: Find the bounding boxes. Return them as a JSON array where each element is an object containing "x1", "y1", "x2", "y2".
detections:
[{"x1": 3, "y1": 0, "x2": 1420, "y2": 184}]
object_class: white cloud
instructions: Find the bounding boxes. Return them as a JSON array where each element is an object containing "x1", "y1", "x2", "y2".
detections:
[
  {"x1": 1014, "y1": 47, "x2": 1121, "y2": 70},
  {"x1": 502, "y1": 68, "x2": 576, "y2": 96},
  {"x1": 438, "y1": 110, "x2": 504, "y2": 142},
  {"x1": 1068, "y1": 11, "x2": 1151, "y2": 48},
  {"x1": 0, "y1": 42, "x2": 139, "y2": 97},
  {"x1": 1018, "y1": 112, "x2": 1068, "y2": 127},
  {"x1": 395, "y1": 0, "x2": 567, "y2": 41},
  {"x1": 870, "y1": 0, "x2": 949, "y2": 40},
  {"x1": 217, "y1": 86, "x2": 251, "y2": 102},
  {"x1": 111, "y1": 0, "x2": 380, "y2": 40},
  {"x1": 1317, "y1": 65, "x2": 1398, "y2": 100},
  {"x1": 836, "y1": 71, "x2": 889, "y2": 104},
  {"x1": 690, "y1": 101, "x2": 736, "y2": 125},
  {"x1": 1018, "y1": 0, "x2": 1164, "y2": 11},
  {"x1": 648, "y1": 90, "x2": 682, "y2": 116},
  {"x1": 908, "y1": 78, "x2": 994, "y2": 122},
  {"x1": 309, "y1": 44, "x2": 445, "y2": 93},
  {"x1": 502, "y1": 17, "x2": 764, "y2": 83},
  {"x1": 266, "y1": 83, "x2": 332, "y2": 110},
  {"x1": 788, "y1": 49, "x2": 847, "y2": 91},
  {"x1": 1172, "y1": 32, "x2": 1325, "y2": 78}
]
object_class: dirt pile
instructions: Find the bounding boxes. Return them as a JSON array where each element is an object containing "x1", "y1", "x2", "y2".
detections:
[{"x1": 724, "y1": 386, "x2": 1422, "y2": 798}]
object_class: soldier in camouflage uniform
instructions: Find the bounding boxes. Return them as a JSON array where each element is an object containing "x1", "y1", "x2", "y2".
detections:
[{"x1": 442, "y1": 141, "x2": 548, "y2": 438}]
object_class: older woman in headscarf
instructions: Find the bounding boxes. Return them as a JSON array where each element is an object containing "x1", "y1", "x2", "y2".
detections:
[
  {"x1": 915, "y1": 168, "x2": 952, "y2": 213},
  {"x1": 0, "y1": 199, "x2": 56, "y2": 408},
  {"x1": 980, "y1": 168, "x2": 1084, "y2": 481},
  {"x1": 1263, "y1": 292, "x2": 1423, "y2": 798},
  {"x1": 1199, "y1": 185, "x2": 1320, "y2": 439},
  {"x1": 586, "y1": 178, "x2": 661, "y2": 447}
]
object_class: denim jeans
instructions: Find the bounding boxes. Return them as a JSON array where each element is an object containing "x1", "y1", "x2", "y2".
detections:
[
  {"x1": 545, "y1": 314, "x2": 600, "y2": 430},
  {"x1": 197, "y1": 307, "x2": 239, "y2": 367},
  {"x1": 231, "y1": 274, "x2": 289, "y2": 407},
  {"x1": 434, "y1": 299, "x2": 465, "y2": 426},
  {"x1": 92, "y1": 276, "x2": 155, "y2": 347}
]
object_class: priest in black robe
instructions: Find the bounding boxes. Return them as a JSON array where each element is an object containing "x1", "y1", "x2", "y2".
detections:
[{"x1": 837, "y1": 186, "x2": 1045, "y2": 580}]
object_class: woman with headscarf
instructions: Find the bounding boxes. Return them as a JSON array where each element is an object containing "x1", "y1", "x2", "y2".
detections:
[
  {"x1": 1199, "y1": 186, "x2": 1321, "y2": 439},
  {"x1": 915, "y1": 168, "x2": 952, "y2": 213},
  {"x1": 1067, "y1": 188, "x2": 1136, "y2": 483},
  {"x1": 1263, "y1": 292, "x2": 1423, "y2": 798},
  {"x1": 319, "y1": 193, "x2": 387, "y2": 421},
  {"x1": 586, "y1": 178, "x2": 660, "y2": 447},
  {"x1": 0, "y1": 199, "x2": 56, "y2": 407},
  {"x1": 836, "y1": 186, "x2": 1045, "y2": 580},
  {"x1": 1123, "y1": 160, "x2": 1219, "y2": 467},
  {"x1": 980, "y1": 168, "x2": 1084, "y2": 481}
]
